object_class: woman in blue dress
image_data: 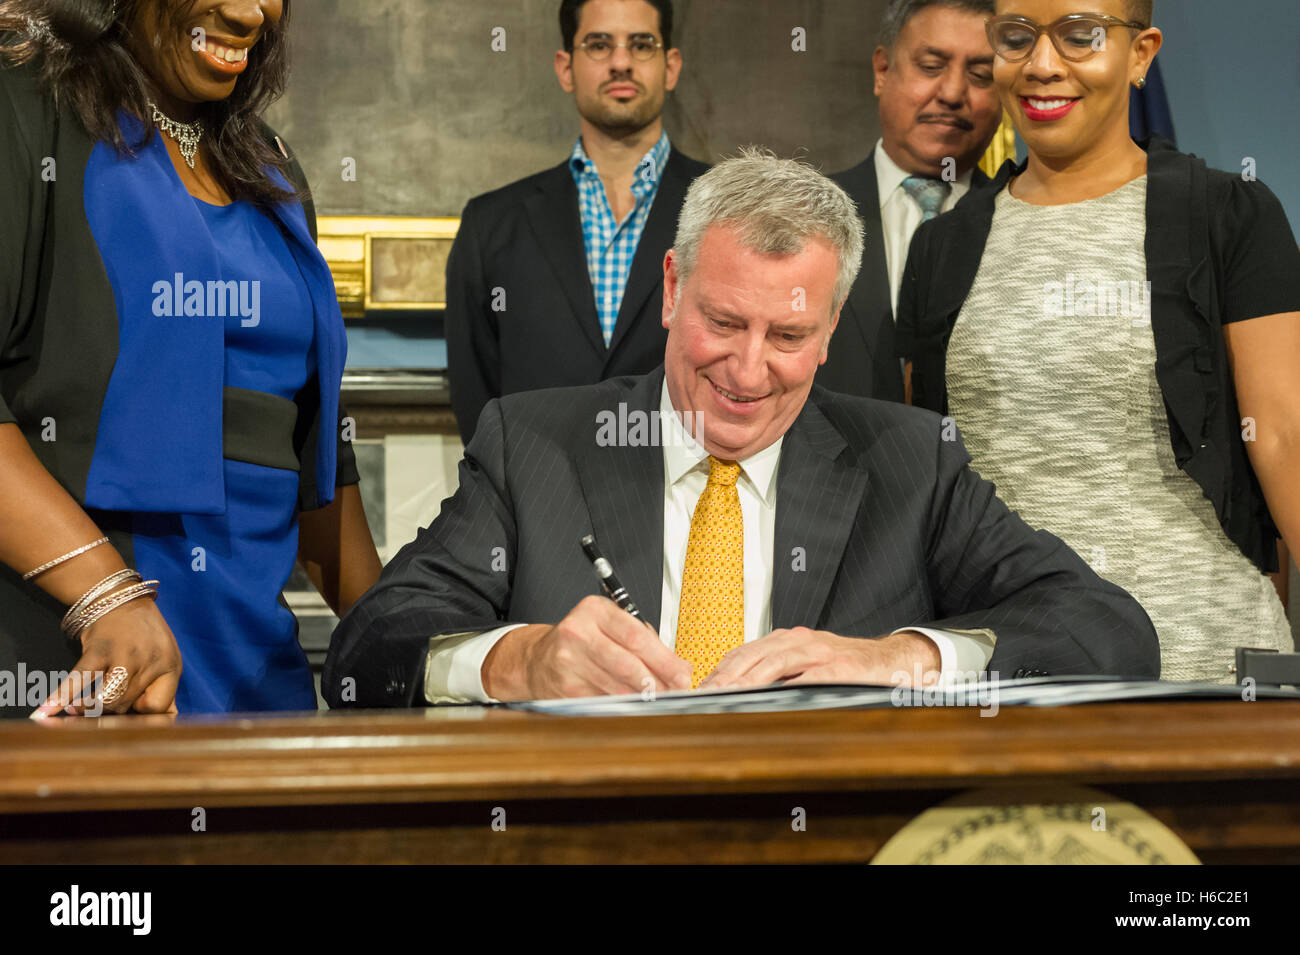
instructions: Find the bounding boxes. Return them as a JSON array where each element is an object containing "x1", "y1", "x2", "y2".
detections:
[{"x1": 0, "y1": 0, "x2": 382, "y2": 717}]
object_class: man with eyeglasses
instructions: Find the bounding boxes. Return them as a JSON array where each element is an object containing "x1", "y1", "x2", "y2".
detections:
[
  {"x1": 819, "y1": 0, "x2": 1005, "y2": 404},
  {"x1": 445, "y1": 0, "x2": 709, "y2": 444}
]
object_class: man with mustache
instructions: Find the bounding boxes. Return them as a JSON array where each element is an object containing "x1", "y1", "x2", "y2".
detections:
[
  {"x1": 445, "y1": 0, "x2": 708, "y2": 444},
  {"x1": 819, "y1": 0, "x2": 1004, "y2": 402}
]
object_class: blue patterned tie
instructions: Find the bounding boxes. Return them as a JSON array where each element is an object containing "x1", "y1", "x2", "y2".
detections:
[{"x1": 902, "y1": 176, "x2": 952, "y2": 222}]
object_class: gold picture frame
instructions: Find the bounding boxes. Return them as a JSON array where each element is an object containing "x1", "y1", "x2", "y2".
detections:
[{"x1": 316, "y1": 216, "x2": 460, "y2": 318}]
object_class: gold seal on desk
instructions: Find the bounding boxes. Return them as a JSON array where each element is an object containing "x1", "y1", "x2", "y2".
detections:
[{"x1": 871, "y1": 786, "x2": 1200, "y2": 865}]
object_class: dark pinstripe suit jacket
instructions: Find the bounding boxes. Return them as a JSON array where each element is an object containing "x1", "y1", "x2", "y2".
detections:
[
  {"x1": 815, "y1": 148, "x2": 1001, "y2": 404},
  {"x1": 325, "y1": 367, "x2": 1159, "y2": 707}
]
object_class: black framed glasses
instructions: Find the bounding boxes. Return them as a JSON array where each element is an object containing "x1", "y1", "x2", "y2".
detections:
[
  {"x1": 986, "y1": 13, "x2": 1148, "y2": 62},
  {"x1": 576, "y1": 34, "x2": 664, "y2": 61}
]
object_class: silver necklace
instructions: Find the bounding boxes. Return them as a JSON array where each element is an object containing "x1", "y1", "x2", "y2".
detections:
[{"x1": 148, "y1": 101, "x2": 203, "y2": 169}]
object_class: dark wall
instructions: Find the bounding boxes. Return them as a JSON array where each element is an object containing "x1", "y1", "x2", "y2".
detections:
[{"x1": 264, "y1": 0, "x2": 888, "y2": 216}]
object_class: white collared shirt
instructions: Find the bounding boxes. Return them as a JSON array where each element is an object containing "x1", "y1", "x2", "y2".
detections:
[
  {"x1": 874, "y1": 138, "x2": 973, "y2": 317},
  {"x1": 425, "y1": 381, "x2": 994, "y2": 703}
]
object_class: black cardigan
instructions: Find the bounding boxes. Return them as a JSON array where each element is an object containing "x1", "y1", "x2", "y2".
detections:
[{"x1": 896, "y1": 138, "x2": 1300, "y2": 575}]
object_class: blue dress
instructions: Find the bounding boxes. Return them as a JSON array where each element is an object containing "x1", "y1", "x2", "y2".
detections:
[{"x1": 128, "y1": 198, "x2": 320, "y2": 713}]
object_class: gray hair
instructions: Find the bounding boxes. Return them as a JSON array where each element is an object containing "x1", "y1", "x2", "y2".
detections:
[
  {"x1": 671, "y1": 147, "x2": 865, "y2": 315},
  {"x1": 878, "y1": 0, "x2": 995, "y2": 49}
]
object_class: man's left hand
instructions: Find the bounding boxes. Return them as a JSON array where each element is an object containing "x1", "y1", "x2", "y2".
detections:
[{"x1": 697, "y1": 628, "x2": 942, "y2": 690}]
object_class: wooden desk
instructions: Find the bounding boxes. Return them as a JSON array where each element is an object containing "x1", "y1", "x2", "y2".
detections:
[{"x1": 2, "y1": 702, "x2": 1299, "y2": 863}]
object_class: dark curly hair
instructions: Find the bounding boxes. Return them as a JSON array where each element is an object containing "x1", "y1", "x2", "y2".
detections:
[{"x1": 0, "y1": 0, "x2": 297, "y2": 207}]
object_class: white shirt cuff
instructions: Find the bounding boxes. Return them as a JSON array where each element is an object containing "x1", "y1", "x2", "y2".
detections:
[
  {"x1": 424, "y1": 624, "x2": 525, "y2": 704},
  {"x1": 891, "y1": 627, "x2": 997, "y2": 683}
]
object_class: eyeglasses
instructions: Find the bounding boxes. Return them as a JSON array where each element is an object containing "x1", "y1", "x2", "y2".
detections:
[
  {"x1": 576, "y1": 34, "x2": 664, "y2": 61},
  {"x1": 985, "y1": 13, "x2": 1147, "y2": 63}
]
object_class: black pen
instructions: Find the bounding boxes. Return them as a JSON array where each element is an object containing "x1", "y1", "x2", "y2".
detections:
[{"x1": 580, "y1": 534, "x2": 649, "y2": 624}]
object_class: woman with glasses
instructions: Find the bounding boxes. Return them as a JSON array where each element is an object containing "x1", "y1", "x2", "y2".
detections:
[
  {"x1": 896, "y1": 0, "x2": 1300, "y2": 682},
  {"x1": 0, "y1": 0, "x2": 381, "y2": 717}
]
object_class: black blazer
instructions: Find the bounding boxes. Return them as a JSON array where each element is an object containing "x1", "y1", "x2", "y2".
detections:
[
  {"x1": 818, "y1": 148, "x2": 999, "y2": 403},
  {"x1": 325, "y1": 366, "x2": 1160, "y2": 707},
  {"x1": 445, "y1": 146, "x2": 710, "y2": 443},
  {"x1": 896, "y1": 138, "x2": 1300, "y2": 575}
]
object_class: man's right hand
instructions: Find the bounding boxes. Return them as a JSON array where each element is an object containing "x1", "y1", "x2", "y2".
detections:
[{"x1": 481, "y1": 595, "x2": 693, "y2": 701}]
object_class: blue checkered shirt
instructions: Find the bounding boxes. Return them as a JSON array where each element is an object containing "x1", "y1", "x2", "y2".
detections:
[{"x1": 569, "y1": 131, "x2": 671, "y2": 346}]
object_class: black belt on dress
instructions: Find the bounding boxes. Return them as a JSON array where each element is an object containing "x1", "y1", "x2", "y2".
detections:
[{"x1": 222, "y1": 386, "x2": 300, "y2": 472}]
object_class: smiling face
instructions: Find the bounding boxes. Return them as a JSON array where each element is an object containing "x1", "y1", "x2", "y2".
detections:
[
  {"x1": 993, "y1": 0, "x2": 1161, "y2": 162},
  {"x1": 555, "y1": 0, "x2": 681, "y2": 135},
  {"x1": 874, "y1": 4, "x2": 1003, "y2": 177},
  {"x1": 661, "y1": 225, "x2": 841, "y2": 461},
  {"x1": 128, "y1": 0, "x2": 284, "y2": 117}
]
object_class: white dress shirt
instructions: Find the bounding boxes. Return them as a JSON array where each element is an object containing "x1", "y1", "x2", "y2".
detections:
[
  {"x1": 874, "y1": 139, "x2": 973, "y2": 317},
  {"x1": 425, "y1": 381, "x2": 995, "y2": 703}
]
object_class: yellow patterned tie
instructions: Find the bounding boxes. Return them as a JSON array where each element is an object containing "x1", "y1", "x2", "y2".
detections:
[{"x1": 675, "y1": 456, "x2": 744, "y2": 688}]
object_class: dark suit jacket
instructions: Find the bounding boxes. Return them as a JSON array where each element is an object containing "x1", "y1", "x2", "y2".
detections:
[
  {"x1": 818, "y1": 148, "x2": 998, "y2": 403},
  {"x1": 445, "y1": 146, "x2": 711, "y2": 443},
  {"x1": 325, "y1": 367, "x2": 1159, "y2": 707}
]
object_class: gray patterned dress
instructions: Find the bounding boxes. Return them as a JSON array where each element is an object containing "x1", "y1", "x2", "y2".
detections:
[{"x1": 947, "y1": 176, "x2": 1291, "y2": 682}]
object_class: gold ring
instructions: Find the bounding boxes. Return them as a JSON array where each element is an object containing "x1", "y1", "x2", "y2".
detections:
[{"x1": 98, "y1": 666, "x2": 130, "y2": 707}]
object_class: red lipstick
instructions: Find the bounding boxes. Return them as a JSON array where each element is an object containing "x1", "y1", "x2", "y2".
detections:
[{"x1": 1020, "y1": 96, "x2": 1080, "y2": 122}]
